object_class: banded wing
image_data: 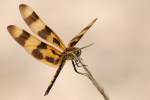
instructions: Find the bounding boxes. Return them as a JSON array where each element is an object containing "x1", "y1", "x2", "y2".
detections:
[
  {"x1": 7, "y1": 25, "x2": 63, "y2": 67},
  {"x1": 19, "y1": 4, "x2": 66, "y2": 51},
  {"x1": 68, "y1": 18, "x2": 97, "y2": 48}
]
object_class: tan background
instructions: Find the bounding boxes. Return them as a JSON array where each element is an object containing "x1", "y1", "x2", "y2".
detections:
[{"x1": 0, "y1": 0, "x2": 150, "y2": 100}]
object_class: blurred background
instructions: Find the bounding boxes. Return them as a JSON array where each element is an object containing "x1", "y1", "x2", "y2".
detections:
[{"x1": 0, "y1": 0, "x2": 150, "y2": 100}]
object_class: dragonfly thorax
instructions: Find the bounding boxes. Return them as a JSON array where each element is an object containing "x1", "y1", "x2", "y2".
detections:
[{"x1": 62, "y1": 47, "x2": 81, "y2": 60}]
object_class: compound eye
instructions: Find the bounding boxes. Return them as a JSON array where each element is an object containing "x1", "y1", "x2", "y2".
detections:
[{"x1": 76, "y1": 49, "x2": 81, "y2": 57}]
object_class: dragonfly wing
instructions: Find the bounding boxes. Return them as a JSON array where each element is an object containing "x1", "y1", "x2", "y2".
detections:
[
  {"x1": 7, "y1": 25, "x2": 63, "y2": 67},
  {"x1": 19, "y1": 4, "x2": 66, "y2": 51},
  {"x1": 68, "y1": 18, "x2": 97, "y2": 48}
]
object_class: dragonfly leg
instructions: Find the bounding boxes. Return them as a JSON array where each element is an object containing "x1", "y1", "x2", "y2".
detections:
[
  {"x1": 72, "y1": 60, "x2": 88, "y2": 76},
  {"x1": 74, "y1": 58, "x2": 87, "y2": 67}
]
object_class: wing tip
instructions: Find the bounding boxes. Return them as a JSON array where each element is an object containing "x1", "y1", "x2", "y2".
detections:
[
  {"x1": 94, "y1": 18, "x2": 98, "y2": 21},
  {"x1": 93, "y1": 18, "x2": 98, "y2": 23},
  {"x1": 7, "y1": 25, "x2": 22, "y2": 37},
  {"x1": 19, "y1": 4, "x2": 28, "y2": 10},
  {"x1": 19, "y1": 4, "x2": 31, "y2": 13},
  {"x1": 7, "y1": 25, "x2": 16, "y2": 33},
  {"x1": 19, "y1": 4, "x2": 33, "y2": 18}
]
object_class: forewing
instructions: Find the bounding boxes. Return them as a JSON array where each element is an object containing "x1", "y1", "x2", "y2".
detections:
[
  {"x1": 7, "y1": 25, "x2": 63, "y2": 67},
  {"x1": 68, "y1": 18, "x2": 97, "y2": 48},
  {"x1": 19, "y1": 4, "x2": 66, "y2": 51}
]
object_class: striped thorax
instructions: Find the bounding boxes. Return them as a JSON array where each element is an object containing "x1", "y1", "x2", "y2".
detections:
[{"x1": 62, "y1": 47, "x2": 81, "y2": 60}]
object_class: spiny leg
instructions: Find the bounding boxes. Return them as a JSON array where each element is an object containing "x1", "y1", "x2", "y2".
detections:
[
  {"x1": 72, "y1": 60, "x2": 87, "y2": 76},
  {"x1": 74, "y1": 58, "x2": 87, "y2": 67},
  {"x1": 44, "y1": 59, "x2": 66, "y2": 96},
  {"x1": 74, "y1": 59, "x2": 82, "y2": 67}
]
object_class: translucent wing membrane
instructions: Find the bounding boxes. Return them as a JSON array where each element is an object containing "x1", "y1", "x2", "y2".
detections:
[
  {"x1": 19, "y1": 4, "x2": 66, "y2": 51},
  {"x1": 68, "y1": 18, "x2": 97, "y2": 48},
  {"x1": 7, "y1": 25, "x2": 63, "y2": 67}
]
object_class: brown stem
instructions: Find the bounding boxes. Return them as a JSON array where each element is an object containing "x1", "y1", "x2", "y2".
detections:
[{"x1": 82, "y1": 65, "x2": 110, "y2": 100}]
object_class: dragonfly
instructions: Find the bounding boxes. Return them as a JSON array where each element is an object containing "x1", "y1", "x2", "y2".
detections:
[{"x1": 7, "y1": 4, "x2": 109, "y2": 100}]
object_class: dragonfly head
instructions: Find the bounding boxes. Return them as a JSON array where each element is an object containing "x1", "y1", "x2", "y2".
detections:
[
  {"x1": 62, "y1": 43, "x2": 94, "y2": 60},
  {"x1": 62, "y1": 47, "x2": 82, "y2": 60}
]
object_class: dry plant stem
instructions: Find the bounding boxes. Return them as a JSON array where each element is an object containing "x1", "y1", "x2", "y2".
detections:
[{"x1": 82, "y1": 65, "x2": 110, "y2": 100}]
